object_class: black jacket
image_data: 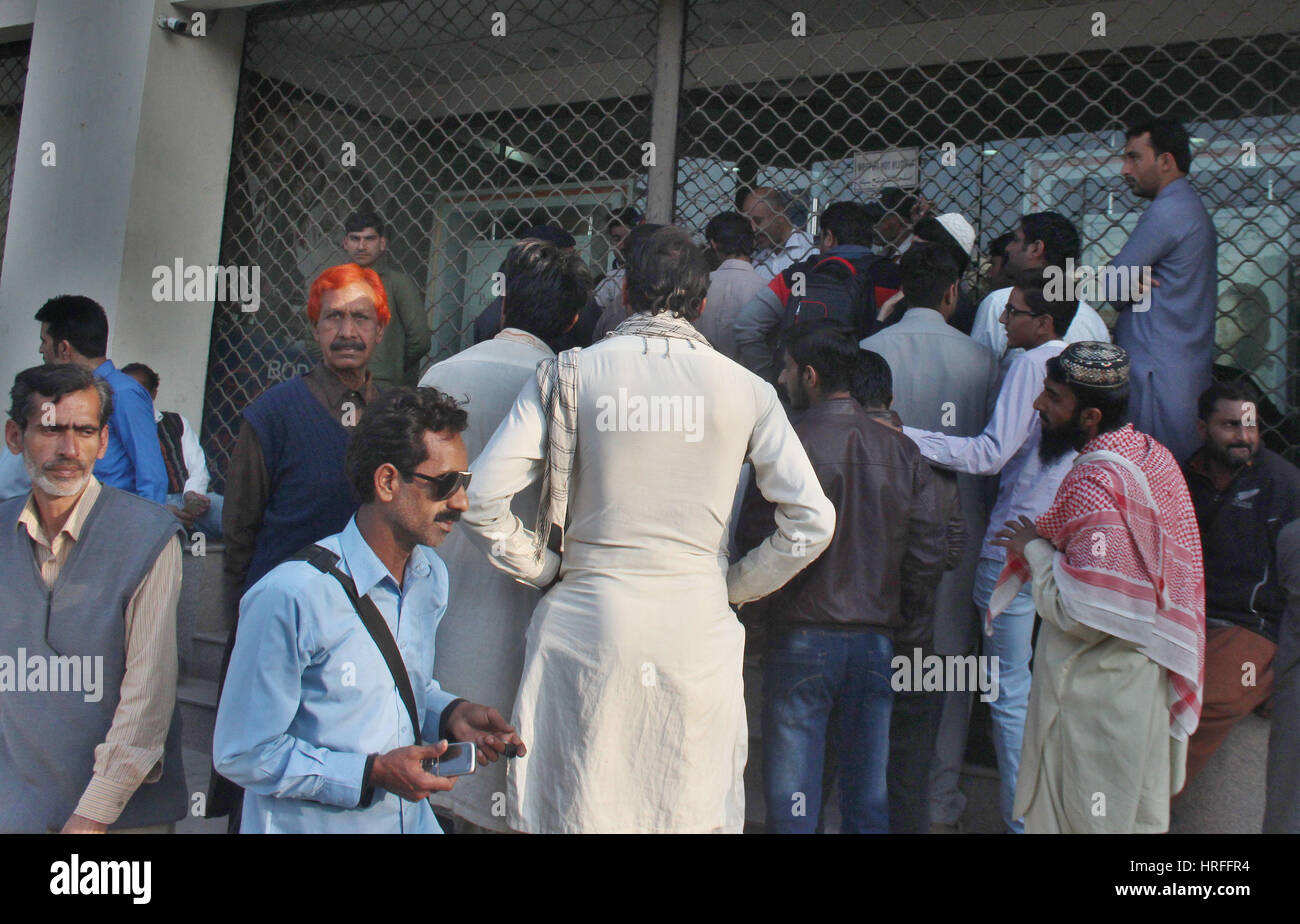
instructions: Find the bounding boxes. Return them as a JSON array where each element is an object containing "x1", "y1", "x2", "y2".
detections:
[
  {"x1": 737, "y1": 398, "x2": 948, "y2": 634},
  {"x1": 1183, "y1": 446, "x2": 1300, "y2": 642}
]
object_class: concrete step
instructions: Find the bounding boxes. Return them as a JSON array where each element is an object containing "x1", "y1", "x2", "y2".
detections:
[
  {"x1": 190, "y1": 630, "x2": 230, "y2": 684},
  {"x1": 177, "y1": 677, "x2": 218, "y2": 754}
]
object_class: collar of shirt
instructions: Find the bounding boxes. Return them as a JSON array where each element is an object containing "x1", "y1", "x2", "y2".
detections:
[
  {"x1": 336, "y1": 515, "x2": 440, "y2": 601},
  {"x1": 895, "y1": 307, "x2": 948, "y2": 330},
  {"x1": 18, "y1": 476, "x2": 102, "y2": 552},
  {"x1": 715, "y1": 258, "x2": 754, "y2": 273},
  {"x1": 494, "y1": 328, "x2": 555, "y2": 355},
  {"x1": 1157, "y1": 175, "x2": 1192, "y2": 202},
  {"x1": 93, "y1": 359, "x2": 116, "y2": 379},
  {"x1": 822, "y1": 244, "x2": 875, "y2": 261},
  {"x1": 305, "y1": 363, "x2": 378, "y2": 417}
]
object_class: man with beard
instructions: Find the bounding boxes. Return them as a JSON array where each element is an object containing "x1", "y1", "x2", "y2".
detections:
[
  {"x1": 1180, "y1": 380, "x2": 1300, "y2": 784},
  {"x1": 0, "y1": 364, "x2": 185, "y2": 833},
  {"x1": 1107, "y1": 117, "x2": 1217, "y2": 462},
  {"x1": 991, "y1": 342, "x2": 1206, "y2": 833},
  {"x1": 901, "y1": 268, "x2": 1079, "y2": 833},
  {"x1": 214, "y1": 387, "x2": 525, "y2": 833},
  {"x1": 738, "y1": 322, "x2": 945, "y2": 833},
  {"x1": 211, "y1": 262, "x2": 388, "y2": 827}
]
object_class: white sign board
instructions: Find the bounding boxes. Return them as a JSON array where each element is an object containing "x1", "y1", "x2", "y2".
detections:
[{"x1": 852, "y1": 148, "x2": 919, "y2": 195}]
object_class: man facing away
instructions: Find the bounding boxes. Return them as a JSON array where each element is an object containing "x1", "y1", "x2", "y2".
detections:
[
  {"x1": 861, "y1": 243, "x2": 999, "y2": 832},
  {"x1": 902, "y1": 267, "x2": 1080, "y2": 833},
  {"x1": 214, "y1": 387, "x2": 524, "y2": 833},
  {"x1": 339, "y1": 209, "x2": 430, "y2": 389},
  {"x1": 33, "y1": 295, "x2": 167, "y2": 504},
  {"x1": 418, "y1": 238, "x2": 592, "y2": 832},
  {"x1": 1108, "y1": 116, "x2": 1218, "y2": 462},
  {"x1": 969, "y1": 212, "x2": 1111, "y2": 373},
  {"x1": 745, "y1": 321, "x2": 945, "y2": 833},
  {"x1": 121, "y1": 362, "x2": 224, "y2": 538},
  {"x1": 693, "y1": 211, "x2": 764, "y2": 363},
  {"x1": 0, "y1": 364, "x2": 185, "y2": 833},
  {"x1": 463, "y1": 226, "x2": 835, "y2": 832},
  {"x1": 992, "y1": 341, "x2": 1206, "y2": 833},
  {"x1": 210, "y1": 262, "x2": 388, "y2": 826},
  {"x1": 1180, "y1": 380, "x2": 1300, "y2": 784},
  {"x1": 1264, "y1": 518, "x2": 1300, "y2": 833}
]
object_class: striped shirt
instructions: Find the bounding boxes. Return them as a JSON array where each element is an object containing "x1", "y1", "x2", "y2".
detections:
[{"x1": 17, "y1": 477, "x2": 182, "y2": 825}]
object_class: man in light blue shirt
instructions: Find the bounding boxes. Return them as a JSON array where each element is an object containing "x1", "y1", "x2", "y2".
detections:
[
  {"x1": 1108, "y1": 116, "x2": 1218, "y2": 463},
  {"x1": 902, "y1": 269, "x2": 1079, "y2": 833},
  {"x1": 214, "y1": 386, "x2": 525, "y2": 833},
  {"x1": 34, "y1": 295, "x2": 168, "y2": 503}
]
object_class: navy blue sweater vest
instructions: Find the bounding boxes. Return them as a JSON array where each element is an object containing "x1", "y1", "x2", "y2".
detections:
[{"x1": 242, "y1": 376, "x2": 359, "y2": 590}]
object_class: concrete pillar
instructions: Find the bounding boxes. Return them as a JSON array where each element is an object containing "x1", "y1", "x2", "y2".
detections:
[
  {"x1": 645, "y1": 0, "x2": 685, "y2": 225},
  {"x1": 0, "y1": 0, "x2": 245, "y2": 426}
]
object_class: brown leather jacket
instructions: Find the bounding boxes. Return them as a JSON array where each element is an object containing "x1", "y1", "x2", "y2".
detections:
[{"x1": 737, "y1": 397, "x2": 950, "y2": 635}]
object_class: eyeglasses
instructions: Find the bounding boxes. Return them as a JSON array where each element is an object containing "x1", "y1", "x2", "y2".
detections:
[
  {"x1": 407, "y1": 470, "x2": 472, "y2": 500},
  {"x1": 1002, "y1": 305, "x2": 1044, "y2": 319}
]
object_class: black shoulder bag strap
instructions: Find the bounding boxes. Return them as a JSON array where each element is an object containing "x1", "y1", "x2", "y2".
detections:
[{"x1": 289, "y1": 544, "x2": 422, "y2": 745}]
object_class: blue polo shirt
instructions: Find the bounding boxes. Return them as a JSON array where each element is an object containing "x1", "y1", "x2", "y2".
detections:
[{"x1": 92, "y1": 360, "x2": 168, "y2": 504}]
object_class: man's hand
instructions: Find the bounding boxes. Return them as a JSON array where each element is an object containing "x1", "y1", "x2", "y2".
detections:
[
  {"x1": 61, "y1": 813, "x2": 108, "y2": 834},
  {"x1": 183, "y1": 492, "x2": 211, "y2": 516},
  {"x1": 991, "y1": 515, "x2": 1041, "y2": 559},
  {"x1": 167, "y1": 504, "x2": 198, "y2": 527},
  {"x1": 444, "y1": 701, "x2": 527, "y2": 765},
  {"x1": 370, "y1": 742, "x2": 457, "y2": 802}
]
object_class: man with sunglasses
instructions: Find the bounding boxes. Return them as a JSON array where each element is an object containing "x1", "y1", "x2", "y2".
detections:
[
  {"x1": 214, "y1": 387, "x2": 525, "y2": 834},
  {"x1": 900, "y1": 267, "x2": 1079, "y2": 833}
]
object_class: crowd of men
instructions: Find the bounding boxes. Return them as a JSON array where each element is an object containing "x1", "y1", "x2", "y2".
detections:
[{"x1": 3, "y1": 115, "x2": 1298, "y2": 835}]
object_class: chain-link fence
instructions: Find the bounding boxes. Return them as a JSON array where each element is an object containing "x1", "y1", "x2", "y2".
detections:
[
  {"x1": 0, "y1": 42, "x2": 30, "y2": 276},
  {"x1": 205, "y1": 0, "x2": 1300, "y2": 483}
]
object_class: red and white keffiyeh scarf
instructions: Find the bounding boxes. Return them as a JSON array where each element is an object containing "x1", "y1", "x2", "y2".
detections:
[{"x1": 987, "y1": 424, "x2": 1206, "y2": 740}]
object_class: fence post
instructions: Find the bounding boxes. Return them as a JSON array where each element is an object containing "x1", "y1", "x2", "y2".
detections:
[{"x1": 646, "y1": 0, "x2": 686, "y2": 224}]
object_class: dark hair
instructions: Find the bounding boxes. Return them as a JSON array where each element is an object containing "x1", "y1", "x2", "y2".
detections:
[
  {"x1": 878, "y1": 187, "x2": 916, "y2": 216},
  {"x1": 521, "y1": 225, "x2": 576, "y2": 249},
  {"x1": 9, "y1": 363, "x2": 113, "y2": 430},
  {"x1": 501, "y1": 239, "x2": 593, "y2": 346},
  {"x1": 1197, "y1": 379, "x2": 1259, "y2": 422},
  {"x1": 607, "y1": 207, "x2": 640, "y2": 230},
  {"x1": 1126, "y1": 116, "x2": 1192, "y2": 174},
  {"x1": 346, "y1": 386, "x2": 469, "y2": 503},
  {"x1": 704, "y1": 212, "x2": 755, "y2": 257},
  {"x1": 625, "y1": 226, "x2": 709, "y2": 322},
  {"x1": 1045, "y1": 355, "x2": 1129, "y2": 434},
  {"x1": 852, "y1": 349, "x2": 893, "y2": 410},
  {"x1": 120, "y1": 362, "x2": 159, "y2": 394},
  {"x1": 912, "y1": 217, "x2": 970, "y2": 274},
  {"x1": 899, "y1": 244, "x2": 959, "y2": 309},
  {"x1": 1013, "y1": 267, "x2": 1078, "y2": 338},
  {"x1": 987, "y1": 231, "x2": 1015, "y2": 261},
  {"x1": 1019, "y1": 211, "x2": 1081, "y2": 270},
  {"x1": 34, "y1": 295, "x2": 109, "y2": 360},
  {"x1": 784, "y1": 320, "x2": 860, "y2": 393},
  {"x1": 819, "y1": 201, "x2": 875, "y2": 247},
  {"x1": 344, "y1": 209, "x2": 385, "y2": 237}
]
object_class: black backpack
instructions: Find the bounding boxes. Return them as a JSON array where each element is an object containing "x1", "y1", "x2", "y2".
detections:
[{"x1": 779, "y1": 254, "x2": 883, "y2": 347}]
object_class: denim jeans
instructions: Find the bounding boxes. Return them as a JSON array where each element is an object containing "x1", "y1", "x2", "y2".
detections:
[
  {"x1": 972, "y1": 557, "x2": 1036, "y2": 834},
  {"x1": 762, "y1": 626, "x2": 893, "y2": 833}
]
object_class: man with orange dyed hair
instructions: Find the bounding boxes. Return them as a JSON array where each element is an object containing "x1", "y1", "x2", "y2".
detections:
[{"x1": 208, "y1": 263, "x2": 389, "y2": 829}]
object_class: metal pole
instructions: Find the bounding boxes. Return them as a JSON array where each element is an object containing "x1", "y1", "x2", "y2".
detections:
[{"x1": 646, "y1": 0, "x2": 686, "y2": 224}]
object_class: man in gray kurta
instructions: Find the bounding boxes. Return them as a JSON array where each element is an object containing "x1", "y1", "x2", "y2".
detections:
[
  {"x1": 1108, "y1": 116, "x2": 1217, "y2": 463},
  {"x1": 1265, "y1": 517, "x2": 1300, "y2": 833},
  {"x1": 861, "y1": 243, "x2": 999, "y2": 831},
  {"x1": 418, "y1": 239, "x2": 591, "y2": 832}
]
